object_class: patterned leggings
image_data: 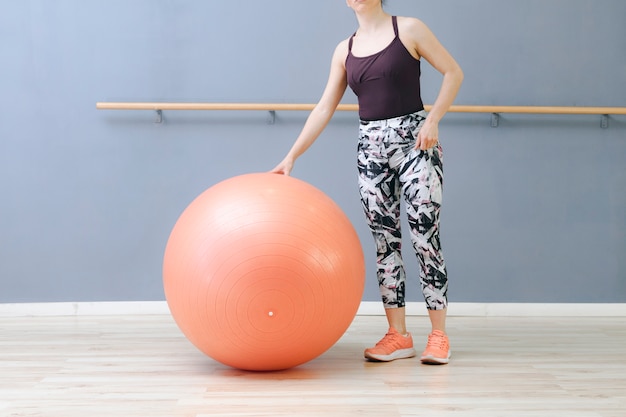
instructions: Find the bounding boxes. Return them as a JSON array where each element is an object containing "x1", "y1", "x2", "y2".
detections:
[{"x1": 357, "y1": 111, "x2": 448, "y2": 310}]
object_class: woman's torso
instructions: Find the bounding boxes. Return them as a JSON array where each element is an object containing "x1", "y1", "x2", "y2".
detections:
[{"x1": 345, "y1": 16, "x2": 424, "y2": 121}]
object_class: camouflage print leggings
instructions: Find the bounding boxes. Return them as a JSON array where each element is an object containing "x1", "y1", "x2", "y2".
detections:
[{"x1": 357, "y1": 110, "x2": 448, "y2": 310}]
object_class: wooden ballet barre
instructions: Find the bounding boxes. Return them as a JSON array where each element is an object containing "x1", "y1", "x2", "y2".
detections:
[
  {"x1": 95, "y1": 102, "x2": 357, "y2": 111},
  {"x1": 96, "y1": 102, "x2": 626, "y2": 127},
  {"x1": 95, "y1": 102, "x2": 626, "y2": 114}
]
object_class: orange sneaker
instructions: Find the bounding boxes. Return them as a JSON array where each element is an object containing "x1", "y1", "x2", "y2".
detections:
[
  {"x1": 364, "y1": 328, "x2": 416, "y2": 362},
  {"x1": 420, "y1": 330, "x2": 451, "y2": 365}
]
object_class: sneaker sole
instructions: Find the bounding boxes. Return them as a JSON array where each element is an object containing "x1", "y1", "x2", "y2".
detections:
[
  {"x1": 420, "y1": 350, "x2": 451, "y2": 365},
  {"x1": 364, "y1": 348, "x2": 417, "y2": 362}
]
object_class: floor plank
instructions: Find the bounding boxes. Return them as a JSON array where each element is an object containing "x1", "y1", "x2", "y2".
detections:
[{"x1": 0, "y1": 314, "x2": 624, "y2": 416}]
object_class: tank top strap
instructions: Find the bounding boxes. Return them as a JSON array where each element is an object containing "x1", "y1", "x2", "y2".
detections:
[
  {"x1": 392, "y1": 15, "x2": 398, "y2": 37},
  {"x1": 348, "y1": 32, "x2": 355, "y2": 52}
]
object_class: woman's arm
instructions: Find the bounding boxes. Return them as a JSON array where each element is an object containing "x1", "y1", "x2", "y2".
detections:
[
  {"x1": 401, "y1": 17, "x2": 464, "y2": 150},
  {"x1": 271, "y1": 40, "x2": 349, "y2": 175}
]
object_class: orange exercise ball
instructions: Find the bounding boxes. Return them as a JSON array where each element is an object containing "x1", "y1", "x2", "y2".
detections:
[{"x1": 163, "y1": 173, "x2": 365, "y2": 371}]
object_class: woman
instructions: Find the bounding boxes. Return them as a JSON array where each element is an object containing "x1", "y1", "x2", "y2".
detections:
[{"x1": 272, "y1": 0, "x2": 463, "y2": 364}]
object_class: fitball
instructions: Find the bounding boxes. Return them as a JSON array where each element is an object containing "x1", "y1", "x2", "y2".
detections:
[{"x1": 163, "y1": 173, "x2": 365, "y2": 371}]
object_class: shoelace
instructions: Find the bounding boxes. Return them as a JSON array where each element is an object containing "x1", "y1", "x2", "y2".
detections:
[
  {"x1": 375, "y1": 331, "x2": 402, "y2": 347},
  {"x1": 426, "y1": 332, "x2": 448, "y2": 350}
]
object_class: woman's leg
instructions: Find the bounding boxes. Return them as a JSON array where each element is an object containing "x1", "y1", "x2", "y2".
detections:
[
  {"x1": 357, "y1": 123, "x2": 407, "y2": 318},
  {"x1": 400, "y1": 143, "x2": 451, "y2": 363},
  {"x1": 385, "y1": 307, "x2": 407, "y2": 335},
  {"x1": 358, "y1": 120, "x2": 416, "y2": 361},
  {"x1": 400, "y1": 144, "x2": 448, "y2": 314}
]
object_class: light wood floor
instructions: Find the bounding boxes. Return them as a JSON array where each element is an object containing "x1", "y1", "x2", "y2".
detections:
[{"x1": 1, "y1": 314, "x2": 624, "y2": 417}]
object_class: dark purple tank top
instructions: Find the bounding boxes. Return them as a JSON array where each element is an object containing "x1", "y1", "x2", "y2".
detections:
[{"x1": 345, "y1": 16, "x2": 424, "y2": 121}]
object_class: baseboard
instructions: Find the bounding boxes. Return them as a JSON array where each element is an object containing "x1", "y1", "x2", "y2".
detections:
[
  {"x1": 1, "y1": 301, "x2": 626, "y2": 317},
  {"x1": 0, "y1": 301, "x2": 171, "y2": 317},
  {"x1": 356, "y1": 302, "x2": 626, "y2": 317}
]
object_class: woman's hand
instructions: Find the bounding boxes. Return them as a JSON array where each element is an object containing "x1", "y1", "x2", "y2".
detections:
[
  {"x1": 416, "y1": 119, "x2": 439, "y2": 150},
  {"x1": 270, "y1": 156, "x2": 294, "y2": 176}
]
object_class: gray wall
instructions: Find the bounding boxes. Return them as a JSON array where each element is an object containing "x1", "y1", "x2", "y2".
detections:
[{"x1": 1, "y1": 0, "x2": 625, "y2": 304}]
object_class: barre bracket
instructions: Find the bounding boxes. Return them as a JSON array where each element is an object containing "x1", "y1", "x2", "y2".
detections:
[
  {"x1": 268, "y1": 110, "x2": 276, "y2": 125},
  {"x1": 601, "y1": 114, "x2": 608, "y2": 129},
  {"x1": 491, "y1": 113, "x2": 499, "y2": 128}
]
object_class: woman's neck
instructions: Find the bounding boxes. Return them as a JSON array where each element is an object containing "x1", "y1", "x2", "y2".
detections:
[{"x1": 355, "y1": 9, "x2": 390, "y2": 35}]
